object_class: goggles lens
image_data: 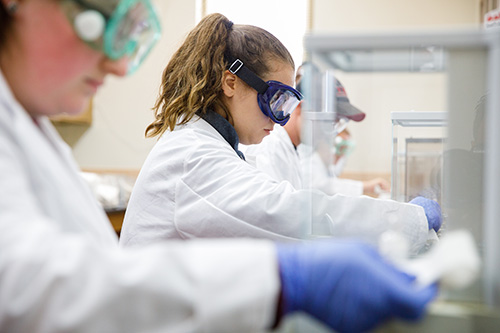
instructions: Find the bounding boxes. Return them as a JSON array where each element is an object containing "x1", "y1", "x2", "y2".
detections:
[
  {"x1": 105, "y1": 0, "x2": 161, "y2": 73},
  {"x1": 267, "y1": 84, "x2": 302, "y2": 122},
  {"x1": 63, "y1": 0, "x2": 161, "y2": 74}
]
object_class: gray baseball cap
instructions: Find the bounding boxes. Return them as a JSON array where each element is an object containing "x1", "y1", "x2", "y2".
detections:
[{"x1": 334, "y1": 78, "x2": 365, "y2": 122}]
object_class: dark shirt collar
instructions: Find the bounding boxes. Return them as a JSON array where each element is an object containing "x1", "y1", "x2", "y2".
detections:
[{"x1": 197, "y1": 109, "x2": 245, "y2": 160}]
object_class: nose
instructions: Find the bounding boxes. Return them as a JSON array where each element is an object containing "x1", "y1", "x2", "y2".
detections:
[{"x1": 100, "y1": 56, "x2": 129, "y2": 77}]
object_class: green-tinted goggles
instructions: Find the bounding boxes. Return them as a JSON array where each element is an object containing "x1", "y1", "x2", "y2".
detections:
[{"x1": 62, "y1": 0, "x2": 161, "y2": 74}]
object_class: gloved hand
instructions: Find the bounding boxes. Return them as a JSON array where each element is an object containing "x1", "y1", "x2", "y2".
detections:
[
  {"x1": 276, "y1": 241, "x2": 438, "y2": 333},
  {"x1": 409, "y1": 196, "x2": 443, "y2": 232}
]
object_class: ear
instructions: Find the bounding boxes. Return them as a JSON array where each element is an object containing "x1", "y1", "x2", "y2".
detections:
[{"x1": 221, "y1": 70, "x2": 237, "y2": 97}]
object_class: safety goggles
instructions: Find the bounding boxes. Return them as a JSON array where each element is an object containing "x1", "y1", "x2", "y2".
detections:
[
  {"x1": 62, "y1": 0, "x2": 161, "y2": 74},
  {"x1": 228, "y1": 59, "x2": 303, "y2": 125}
]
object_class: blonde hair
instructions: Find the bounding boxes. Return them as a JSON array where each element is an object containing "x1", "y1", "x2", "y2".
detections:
[{"x1": 146, "y1": 13, "x2": 295, "y2": 138}]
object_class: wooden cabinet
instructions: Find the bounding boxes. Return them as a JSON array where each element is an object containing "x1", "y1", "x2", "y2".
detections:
[{"x1": 106, "y1": 209, "x2": 126, "y2": 237}]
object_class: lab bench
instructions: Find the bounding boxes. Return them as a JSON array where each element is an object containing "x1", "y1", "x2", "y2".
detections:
[{"x1": 276, "y1": 301, "x2": 500, "y2": 333}]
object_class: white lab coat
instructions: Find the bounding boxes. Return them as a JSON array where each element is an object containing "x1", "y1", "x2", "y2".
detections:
[
  {"x1": 243, "y1": 126, "x2": 363, "y2": 196},
  {"x1": 297, "y1": 144, "x2": 364, "y2": 196},
  {"x1": 0, "y1": 71, "x2": 279, "y2": 332},
  {"x1": 120, "y1": 116, "x2": 429, "y2": 253},
  {"x1": 243, "y1": 125, "x2": 303, "y2": 189}
]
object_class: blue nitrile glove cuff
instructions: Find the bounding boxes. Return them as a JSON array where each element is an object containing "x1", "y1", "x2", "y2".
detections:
[
  {"x1": 409, "y1": 196, "x2": 443, "y2": 232},
  {"x1": 276, "y1": 241, "x2": 438, "y2": 333}
]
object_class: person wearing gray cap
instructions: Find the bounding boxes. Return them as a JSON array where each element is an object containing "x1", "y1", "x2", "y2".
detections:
[{"x1": 244, "y1": 66, "x2": 390, "y2": 196}]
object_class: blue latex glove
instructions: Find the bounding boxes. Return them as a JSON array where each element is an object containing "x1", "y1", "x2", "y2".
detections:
[
  {"x1": 276, "y1": 241, "x2": 437, "y2": 333},
  {"x1": 409, "y1": 196, "x2": 443, "y2": 232}
]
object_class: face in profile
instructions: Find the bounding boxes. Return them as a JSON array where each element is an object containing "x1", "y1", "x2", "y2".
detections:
[
  {"x1": 230, "y1": 61, "x2": 296, "y2": 145},
  {"x1": 7, "y1": 1, "x2": 128, "y2": 117}
]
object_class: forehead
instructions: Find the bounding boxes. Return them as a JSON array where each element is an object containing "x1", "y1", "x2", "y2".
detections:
[{"x1": 262, "y1": 61, "x2": 296, "y2": 87}]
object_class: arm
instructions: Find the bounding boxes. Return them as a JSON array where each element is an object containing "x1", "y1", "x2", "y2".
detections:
[
  {"x1": 177, "y1": 140, "x2": 429, "y2": 252},
  {"x1": 0, "y1": 227, "x2": 279, "y2": 332},
  {"x1": 0, "y1": 123, "x2": 279, "y2": 333}
]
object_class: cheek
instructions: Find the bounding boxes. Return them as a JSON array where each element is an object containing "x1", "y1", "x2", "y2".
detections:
[
  {"x1": 234, "y1": 89, "x2": 273, "y2": 144},
  {"x1": 24, "y1": 4, "x2": 100, "y2": 88},
  {"x1": 247, "y1": 94, "x2": 266, "y2": 120}
]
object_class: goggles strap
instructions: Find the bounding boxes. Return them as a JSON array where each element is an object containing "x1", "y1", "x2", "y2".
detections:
[
  {"x1": 228, "y1": 59, "x2": 269, "y2": 94},
  {"x1": 72, "y1": 0, "x2": 111, "y2": 19}
]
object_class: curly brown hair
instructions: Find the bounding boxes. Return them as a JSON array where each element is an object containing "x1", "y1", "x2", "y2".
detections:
[
  {"x1": 0, "y1": 4, "x2": 11, "y2": 49},
  {"x1": 146, "y1": 13, "x2": 295, "y2": 138}
]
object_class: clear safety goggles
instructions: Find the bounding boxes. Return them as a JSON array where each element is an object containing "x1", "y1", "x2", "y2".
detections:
[
  {"x1": 62, "y1": 0, "x2": 161, "y2": 74},
  {"x1": 228, "y1": 59, "x2": 303, "y2": 125}
]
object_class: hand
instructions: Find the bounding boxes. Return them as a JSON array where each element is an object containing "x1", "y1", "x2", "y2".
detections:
[
  {"x1": 276, "y1": 241, "x2": 437, "y2": 333},
  {"x1": 362, "y1": 177, "x2": 390, "y2": 194},
  {"x1": 409, "y1": 196, "x2": 443, "y2": 232}
]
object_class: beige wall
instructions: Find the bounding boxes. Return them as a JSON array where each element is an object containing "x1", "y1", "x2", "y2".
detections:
[
  {"x1": 70, "y1": 0, "x2": 482, "y2": 173},
  {"x1": 312, "y1": 0, "x2": 480, "y2": 32},
  {"x1": 310, "y1": 0, "x2": 481, "y2": 175}
]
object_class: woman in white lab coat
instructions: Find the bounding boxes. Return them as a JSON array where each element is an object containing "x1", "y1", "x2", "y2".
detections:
[
  {"x1": 120, "y1": 13, "x2": 440, "y2": 254},
  {"x1": 0, "y1": 2, "x2": 438, "y2": 332}
]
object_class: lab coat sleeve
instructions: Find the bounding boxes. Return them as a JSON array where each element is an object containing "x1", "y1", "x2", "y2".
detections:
[
  {"x1": 174, "y1": 141, "x2": 310, "y2": 241},
  {"x1": 310, "y1": 193, "x2": 429, "y2": 254},
  {"x1": 0, "y1": 129, "x2": 279, "y2": 333},
  {"x1": 0, "y1": 230, "x2": 279, "y2": 333},
  {"x1": 329, "y1": 178, "x2": 364, "y2": 196},
  {"x1": 175, "y1": 137, "x2": 428, "y2": 252}
]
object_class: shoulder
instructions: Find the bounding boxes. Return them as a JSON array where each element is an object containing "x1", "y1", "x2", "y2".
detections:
[
  {"x1": 146, "y1": 118, "x2": 241, "y2": 168},
  {"x1": 159, "y1": 118, "x2": 230, "y2": 152}
]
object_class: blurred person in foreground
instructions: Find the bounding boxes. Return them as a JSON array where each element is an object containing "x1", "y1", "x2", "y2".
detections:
[{"x1": 0, "y1": 2, "x2": 437, "y2": 332}]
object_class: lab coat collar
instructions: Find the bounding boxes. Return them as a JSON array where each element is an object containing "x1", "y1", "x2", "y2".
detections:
[
  {"x1": 197, "y1": 109, "x2": 246, "y2": 160},
  {"x1": 0, "y1": 68, "x2": 18, "y2": 117}
]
